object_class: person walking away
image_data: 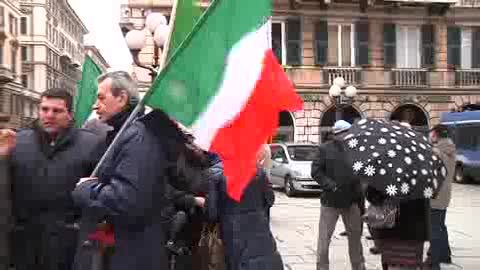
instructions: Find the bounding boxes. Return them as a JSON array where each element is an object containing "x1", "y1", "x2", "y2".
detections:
[
  {"x1": 311, "y1": 120, "x2": 366, "y2": 270},
  {"x1": 0, "y1": 88, "x2": 104, "y2": 270},
  {"x1": 206, "y1": 149, "x2": 284, "y2": 270},
  {"x1": 425, "y1": 125, "x2": 456, "y2": 269}
]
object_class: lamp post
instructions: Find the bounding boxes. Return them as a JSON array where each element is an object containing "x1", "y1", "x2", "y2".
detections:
[
  {"x1": 124, "y1": 12, "x2": 170, "y2": 81},
  {"x1": 328, "y1": 77, "x2": 358, "y2": 122}
]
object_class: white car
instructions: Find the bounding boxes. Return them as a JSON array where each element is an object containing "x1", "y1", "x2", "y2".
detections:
[{"x1": 268, "y1": 143, "x2": 321, "y2": 197}]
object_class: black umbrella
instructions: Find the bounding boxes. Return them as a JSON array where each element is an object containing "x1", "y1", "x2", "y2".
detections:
[{"x1": 337, "y1": 118, "x2": 447, "y2": 200}]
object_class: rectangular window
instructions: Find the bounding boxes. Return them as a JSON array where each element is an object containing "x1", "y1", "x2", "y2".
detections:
[
  {"x1": 472, "y1": 27, "x2": 480, "y2": 68},
  {"x1": 0, "y1": 7, "x2": 4, "y2": 27},
  {"x1": 9, "y1": 14, "x2": 14, "y2": 34},
  {"x1": 21, "y1": 74, "x2": 28, "y2": 88},
  {"x1": 11, "y1": 48, "x2": 16, "y2": 74},
  {"x1": 396, "y1": 26, "x2": 421, "y2": 68},
  {"x1": 21, "y1": 46, "x2": 28, "y2": 61},
  {"x1": 421, "y1": 24, "x2": 435, "y2": 67},
  {"x1": 328, "y1": 24, "x2": 355, "y2": 66},
  {"x1": 20, "y1": 17, "x2": 27, "y2": 34},
  {"x1": 286, "y1": 18, "x2": 302, "y2": 65},
  {"x1": 314, "y1": 20, "x2": 328, "y2": 65},
  {"x1": 355, "y1": 21, "x2": 370, "y2": 66},
  {"x1": 447, "y1": 26, "x2": 461, "y2": 68},
  {"x1": 384, "y1": 23, "x2": 396, "y2": 66},
  {"x1": 270, "y1": 21, "x2": 285, "y2": 65}
]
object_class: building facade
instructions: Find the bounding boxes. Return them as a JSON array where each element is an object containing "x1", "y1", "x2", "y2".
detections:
[
  {"x1": 272, "y1": 0, "x2": 480, "y2": 143},
  {"x1": 84, "y1": 44, "x2": 110, "y2": 73},
  {"x1": 119, "y1": 0, "x2": 480, "y2": 143},
  {"x1": 0, "y1": 0, "x2": 32, "y2": 128}
]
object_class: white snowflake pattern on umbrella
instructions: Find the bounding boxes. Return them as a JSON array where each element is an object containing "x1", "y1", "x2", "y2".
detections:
[
  {"x1": 411, "y1": 178, "x2": 417, "y2": 185},
  {"x1": 365, "y1": 132, "x2": 372, "y2": 136},
  {"x1": 364, "y1": 165, "x2": 376, "y2": 176},
  {"x1": 433, "y1": 178, "x2": 438, "y2": 189},
  {"x1": 405, "y1": 148, "x2": 411, "y2": 154},
  {"x1": 411, "y1": 146, "x2": 417, "y2": 152},
  {"x1": 421, "y1": 169, "x2": 428, "y2": 175},
  {"x1": 387, "y1": 150, "x2": 397, "y2": 158},
  {"x1": 404, "y1": 157, "x2": 412, "y2": 165},
  {"x1": 401, "y1": 183, "x2": 410, "y2": 194},
  {"x1": 390, "y1": 139, "x2": 397, "y2": 144},
  {"x1": 372, "y1": 152, "x2": 380, "y2": 158},
  {"x1": 393, "y1": 125, "x2": 401, "y2": 130},
  {"x1": 413, "y1": 170, "x2": 418, "y2": 175},
  {"x1": 348, "y1": 139, "x2": 359, "y2": 148},
  {"x1": 378, "y1": 138, "x2": 387, "y2": 145},
  {"x1": 370, "y1": 145, "x2": 375, "y2": 149},
  {"x1": 353, "y1": 161, "x2": 364, "y2": 172},
  {"x1": 361, "y1": 125, "x2": 367, "y2": 129},
  {"x1": 396, "y1": 145, "x2": 403, "y2": 150},
  {"x1": 396, "y1": 168, "x2": 403, "y2": 174},
  {"x1": 418, "y1": 154, "x2": 425, "y2": 161},
  {"x1": 411, "y1": 140, "x2": 417, "y2": 145},
  {"x1": 381, "y1": 128, "x2": 389, "y2": 133},
  {"x1": 390, "y1": 133, "x2": 397, "y2": 137},
  {"x1": 344, "y1": 134, "x2": 354, "y2": 140},
  {"x1": 424, "y1": 187, "x2": 434, "y2": 198},
  {"x1": 359, "y1": 146, "x2": 366, "y2": 152},
  {"x1": 358, "y1": 119, "x2": 367, "y2": 125},
  {"x1": 386, "y1": 185, "x2": 398, "y2": 196},
  {"x1": 441, "y1": 166, "x2": 447, "y2": 177},
  {"x1": 380, "y1": 168, "x2": 387, "y2": 175},
  {"x1": 419, "y1": 143, "x2": 427, "y2": 150}
]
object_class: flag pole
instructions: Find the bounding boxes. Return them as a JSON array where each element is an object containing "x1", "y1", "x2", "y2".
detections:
[{"x1": 90, "y1": 1, "x2": 178, "y2": 177}]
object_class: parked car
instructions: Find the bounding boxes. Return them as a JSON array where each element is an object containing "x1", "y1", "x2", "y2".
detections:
[
  {"x1": 268, "y1": 143, "x2": 320, "y2": 197},
  {"x1": 440, "y1": 111, "x2": 480, "y2": 183}
]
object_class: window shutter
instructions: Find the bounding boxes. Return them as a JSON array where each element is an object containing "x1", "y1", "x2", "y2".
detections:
[
  {"x1": 356, "y1": 21, "x2": 369, "y2": 66},
  {"x1": 286, "y1": 18, "x2": 302, "y2": 66},
  {"x1": 384, "y1": 23, "x2": 396, "y2": 67},
  {"x1": 421, "y1": 24, "x2": 435, "y2": 67},
  {"x1": 472, "y1": 27, "x2": 480, "y2": 68},
  {"x1": 447, "y1": 26, "x2": 461, "y2": 68},
  {"x1": 314, "y1": 20, "x2": 328, "y2": 65}
]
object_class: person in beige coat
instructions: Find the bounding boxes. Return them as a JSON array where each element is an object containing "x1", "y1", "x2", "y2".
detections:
[{"x1": 427, "y1": 125, "x2": 457, "y2": 269}]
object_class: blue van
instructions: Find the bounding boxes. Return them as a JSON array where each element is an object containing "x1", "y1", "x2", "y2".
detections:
[{"x1": 440, "y1": 111, "x2": 480, "y2": 183}]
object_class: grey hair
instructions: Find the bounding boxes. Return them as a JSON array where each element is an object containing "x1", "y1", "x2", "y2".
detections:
[{"x1": 97, "y1": 71, "x2": 139, "y2": 109}]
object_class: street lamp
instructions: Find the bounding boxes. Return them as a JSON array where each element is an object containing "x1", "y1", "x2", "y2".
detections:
[
  {"x1": 328, "y1": 76, "x2": 358, "y2": 121},
  {"x1": 125, "y1": 12, "x2": 170, "y2": 80}
]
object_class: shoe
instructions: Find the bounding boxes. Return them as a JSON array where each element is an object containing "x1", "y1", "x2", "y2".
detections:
[{"x1": 370, "y1": 247, "x2": 381, "y2": 255}]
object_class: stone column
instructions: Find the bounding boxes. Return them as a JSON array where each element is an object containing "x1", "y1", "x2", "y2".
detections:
[
  {"x1": 364, "y1": 19, "x2": 386, "y2": 87},
  {"x1": 431, "y1": 19, "x2": 452, "y2": 88}
]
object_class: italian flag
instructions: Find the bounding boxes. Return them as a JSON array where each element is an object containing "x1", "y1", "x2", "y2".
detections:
[{"x1": 146, "y1": 0, "x2": 303, "y2": 201}]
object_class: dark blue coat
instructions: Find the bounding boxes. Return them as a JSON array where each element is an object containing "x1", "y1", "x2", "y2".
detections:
[
  {"x1": 207, "y1": 154, "x2": 284, "y2": 270},
  {"x1": 72, "y1": 118, "x2": 172, "y2": 270}
]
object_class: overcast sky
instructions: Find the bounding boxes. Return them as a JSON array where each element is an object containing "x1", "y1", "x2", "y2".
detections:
[{"x1": 69, "y1": 0, "x2": 132, "y2": 70}]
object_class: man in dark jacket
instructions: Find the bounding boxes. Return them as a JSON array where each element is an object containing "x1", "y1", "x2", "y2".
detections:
[
  {"x1": 311, "y1": 121, "x2": 365, "y2": 270},
  {"x1": 0, "y1": 88, "x2": 104, "y2": 270},
  {"x1": 72, "y1": 70, "x2": 195, "y2": 270}
]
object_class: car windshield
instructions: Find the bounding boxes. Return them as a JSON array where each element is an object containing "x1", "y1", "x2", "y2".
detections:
[
  {"x1": 455, "y1": 125, "x2": 480, "y2": 151},
  {"x1": 286, "y1": 146, "x2": 318, "y2": 161}
]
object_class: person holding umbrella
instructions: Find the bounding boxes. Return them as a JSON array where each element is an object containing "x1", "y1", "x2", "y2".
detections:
[
  {"x1": 336, "y1": 118, "x2": 448, "y2": 269},
  {"x1": 311, "y1": 120, "x2": 366, "y2": 270}
]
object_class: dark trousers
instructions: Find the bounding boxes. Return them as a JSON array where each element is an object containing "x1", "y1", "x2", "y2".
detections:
[
  {"x1": 13, "y1": 223, "x2": 78, "y2": 270},
  {"x1": 430, "y1": 209, "x2": 451, "y2": 265}
]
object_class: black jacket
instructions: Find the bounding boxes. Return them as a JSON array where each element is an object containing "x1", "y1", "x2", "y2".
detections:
[
  {"x1": 0, "y1": 159, "x2": 11, "y2": 270},
  {"x1": 9, "y1": 125, "x2": 104, "y2": 223},
  {"x1": 207, "y1": 154, "x2": 284, "y2": 270},
  {"x1": 311, "y1": 140, "x2": 362, "y2": 208}
]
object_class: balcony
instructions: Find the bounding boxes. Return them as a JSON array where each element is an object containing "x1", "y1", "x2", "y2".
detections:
[
  {"x1": 0, "y1": 64, "x2": 14, "y2": 83},
  {"x1": 455, "y1": 0, "x2": 480, "y2": 6},
  {"x1": 455, "y1": 70, "x2": 480, "y2": 87},
  {"x1": 391, "y1": 68, "x2": 428, "y2": 88},
  {"x1": 323, "y1": 67, "x2": 361, "y2": 86}
]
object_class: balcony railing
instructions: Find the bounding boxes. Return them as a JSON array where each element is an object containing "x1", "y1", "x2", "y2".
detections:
[
  {"x1": 455, "y1": 69, "x2": 480, "y2": 86},
  {"x1": 323, "y1": 67, "x2": 361, "y2": 86},
  {"x1": 391, "y1": 68, "x2": 428, "y2": 87},
  {"x1": 455, "y1": 0, "x2": 480, "y2": 6}
]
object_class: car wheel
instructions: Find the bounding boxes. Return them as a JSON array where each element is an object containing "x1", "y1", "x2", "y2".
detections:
[
  {"x1": 284, "y1": 176, "x2": 296, "y2": 197},
  {"x1": 454, "y1": 164, "x2": 467, "y2": 184}
]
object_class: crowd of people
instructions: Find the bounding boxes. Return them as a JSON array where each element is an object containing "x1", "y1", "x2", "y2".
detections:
[{"x1": 0, "y1": 70, "x2": 457, "y2": 270}]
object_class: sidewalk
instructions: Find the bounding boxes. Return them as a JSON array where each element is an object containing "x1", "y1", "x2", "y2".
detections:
[{"x1": 270, "y1": 183, "x2": 480, "y2": 270}]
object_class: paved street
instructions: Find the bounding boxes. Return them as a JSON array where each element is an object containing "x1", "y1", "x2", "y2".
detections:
[{"x1": 270, "y1": 183, "x2": 480, "y2": 270}]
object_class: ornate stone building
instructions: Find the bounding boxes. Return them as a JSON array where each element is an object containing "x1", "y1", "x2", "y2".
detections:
[
  {"x1": 0, "y1": 0, "x2": 32, "y2": 128},
  {"x1": 273, "y1": 0, "x2": 480, "y2": 143}
]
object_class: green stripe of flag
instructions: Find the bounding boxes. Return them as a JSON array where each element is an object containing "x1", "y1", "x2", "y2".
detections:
[
  {"x1": 74, "y1": 55, "x2": 102, "y2": 128},
  {"x1": 145, "y1": 0, "x2": 270, "y2": 126}
]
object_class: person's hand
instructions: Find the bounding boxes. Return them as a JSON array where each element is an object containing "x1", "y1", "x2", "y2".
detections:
[
  {"x1": 76, "y1": 177, "x2": 98, "y2": 186},
  {"x1": 195, "y1": 197, "x2": 206, "y2": 208},
  {"x1": 0, "y1": 129, "x2": 16, "y2": 158}
]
